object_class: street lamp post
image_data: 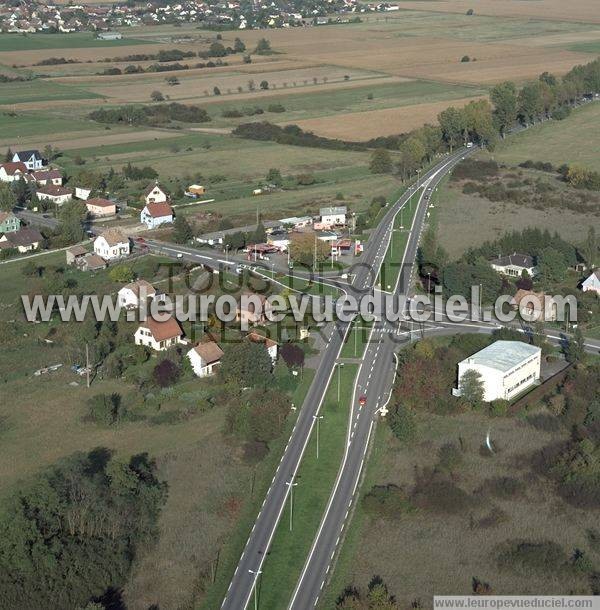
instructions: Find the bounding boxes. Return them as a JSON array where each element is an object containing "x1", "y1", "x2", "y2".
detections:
[
  {"x1": 286, "y1": 479, "x2": 298, "y2": 531},
  {"x1": 337, "y1": 362, "x2": 345, "y2": 403},
  {"x1": 313, "y1": 414, "x2": 324, "y2": 459},
  {"x1": 248, "y1": 569, "x2": 262, "y2": 610}
]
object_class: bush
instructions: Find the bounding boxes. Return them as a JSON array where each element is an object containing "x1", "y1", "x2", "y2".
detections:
[
  {"x1": 412, "y1": 469, "x2": 472, "y2": 514},
  {"x1": 479, "y1": 476, "x2": 525, "y2": 499},
  {"x1": 489, "y1": 399, "x2": 509, "y2": 417},
  {"x1": 87, "y1": 393, "x2": 127, "y2": 426},
  {"x1": 496, "y1": 540, "x2": 567, "y2": 573},
  {"x1": 461, "y1": 55, "x2": 471, "y2": 62},
  {"x1": 362, "y1": 484, "x2": 413, "y2": 519},
  {"x1": 267, "y1": 103, "x2": 285, "y2": 113},
  {"x1": 436, "y1": 442, "x2": 463, "y2": 473},
  {"x1": 153, "y1": 359, "x2": 181, "y2": 387},
  {"x1": 388, "y1": 405, "x2": 416, "y2": 442}
]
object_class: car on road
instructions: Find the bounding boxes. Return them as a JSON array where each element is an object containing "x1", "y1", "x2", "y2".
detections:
[{"x1": 358, "y1": 395, "x2": 367, "y2": 407}]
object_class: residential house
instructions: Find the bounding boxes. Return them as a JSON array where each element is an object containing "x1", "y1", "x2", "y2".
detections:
[
  {"x1": 511, "y1": 289, "x2": 558, "y2": 322},
  {"x1": 185, "y1": 184, "x2": 205, "y2": 197},
  {"x1": 0, "y1": 161, "x2": 28, "y2": 182},
  {"x1": 143, "y1": 182, "x2": 169, "y2": 206},
  {"x1": 93, "y1": 229, "x2": 130, "y2": 260},
  {"x1": 66, "y1": 244, "x2": 87, "y2": 266},
  {"x1": 490, "y1": 253, "x2": 537, "y2": 278},
  {"x1": 12, "y1": 150, "x2": 43, "y2": 171},
  {"x1": 32, "y1": 169, "x2": 62, "y2": 186},
  {"x1": 318, "y1": 206, "x2": 347, "y2": 228},
  {"x1": 36, "y1": 185, "x2": 73, "y2": 206},
  {"x1": 582, "y1": 270, "x2": 600, "y2": 295},
  {"x1": 247, "y1": 331, "x2": 278, "y2": 364},
  {"x1": 140, "y1": 202, "x2": 174, "y2": 229},
  {"x1": 279, "y1": 215, "x2": 313, "y2": 229},
  {"x1": 186, "y1": 340, "x2": 224, "y2": 377},
  {"x1": 86, "y1": 198, "x2": 116, "y2": 217},
  {"x1": 134, "y1": 316, "x2": 184, "y2": 351},
  {"x1": 118, "y1": 279, "x2": 157, "y2": 309},
  {"x1": 236, "y1": 293, "x2": 272, "y2": 327},
  {"x1": 0, "y1": 227, "x2": 43, "y2": 253},
  {"x1": 0, "y1": 211, "x2": 20, "y2": 234},
  {"x1": 453, "y1": 341, "x2": 541, "y2": 403},
  {"x1": 74, "y1": 186, "x2": 92, "y2": 200}
]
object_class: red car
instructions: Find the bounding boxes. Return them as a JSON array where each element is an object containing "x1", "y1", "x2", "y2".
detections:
[{"x1": 358, "y1": 395, "x2": 367, "y2": 408}]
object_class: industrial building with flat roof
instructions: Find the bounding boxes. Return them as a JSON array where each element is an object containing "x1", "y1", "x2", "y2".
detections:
[{"x1": 454, "y1": 340, "x2": 541, "y2": 402}]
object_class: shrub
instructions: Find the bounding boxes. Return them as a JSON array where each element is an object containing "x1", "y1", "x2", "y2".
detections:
[
  {"x1": 479, "y1": 476, "x2": 525, "y2": 499},
  {"x1": 87, "y1": 393, "x2": 127, "y2": 426},
  {"x1": 461, "y1": 55, "x2": 471, "y2": 62},
  {"x1": 388, "y1": 406, "x2": 416, "y2": 442},
  {"x1": 436, "y1": 442, "x2": 463, "y2": 473},
  {"x1": 362, "y1": 484, "x2": 413, "y2": 519},
  {"x1": 153, "y1": 359, "x2": 181, "y2": 387},
  {"x1": 496, "y1": 540, "x2": 567, "y2": 573},
  {"x1": 412, "y1": 469, "x2": 472, "y2": 514},
  {"x1": 267, "y1": 103, "x2": 285, "y2": 113}
]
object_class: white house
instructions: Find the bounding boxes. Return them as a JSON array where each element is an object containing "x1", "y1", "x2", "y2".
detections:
[
  {"x1": 93, "y1": 229, "x2": 130, "y2": 260},
  {"x1": 454, "y1": 340, "x2": 541, "y2": 403},
  {"x1": 134, "y1": 316, "x2": 184, "y2": 351},
  {"x1": 36, "y1": 185, "x2": 72, "y2": 206},
  {"x1": 118, "y1": 279, "x2": 157, "y2": 309},
  {"x1": 143, "y1": 182, "x2": 169, "y2": 206},
  {"x1": 140, "y1": 202, "x2": 174, "y2": 229},
  {"x1": 12, "y1": 150, "x2": 43, "y2": 170},
  {"x1": 582, "y1": 270, "x2": 600, "y2": 295},
  {"x1": 0, "y1": 161, "x2": 28, "y2": 182},
  {"x1": 247, "y1": 332, "x2": 278, "y2": 364},
  {"x1": 187, "y1": 340, "x2": 224, "y2": 377},
  {"x1": 74, "y1": 186, "x2": 92, "y2": 200},
  {"x1": 490, "y1": 253, "x2": 537, "y2": 278},
  {"x1": 319, "y1": 206, "x2": 347, "y2": 227}
]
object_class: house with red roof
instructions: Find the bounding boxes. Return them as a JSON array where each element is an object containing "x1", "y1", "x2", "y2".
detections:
[
  {"x1": 0, "y1": 162, "x2": 28, "y2": 182},
  {"x1": 32, "y1": 168, "x2": 63, "y2": 186},
  {"x1": 86, "y1": 198, "x2": 116, "y2": 217},
  {"x1": 140, "y1": 201, "x2": 174, "y2": 229},
  {"x1": 134, "y1": 316, "x2": 184, "y2": 351}
]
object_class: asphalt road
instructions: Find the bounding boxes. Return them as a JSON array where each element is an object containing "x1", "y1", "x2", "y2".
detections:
[{"x1": 213, "y1": 149, "x2": 472, "y2": 610}]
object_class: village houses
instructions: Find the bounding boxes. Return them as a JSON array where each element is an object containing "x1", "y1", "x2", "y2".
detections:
[
  {"x1": 36, "y1": 185, "x2": 72, "y2": 206},
  {"x1": 86, "y1": 198, "x2": 116, "y2": 217},
  {"x1": 490, "y1": 253, "x2": 537, "y2": 278},
  {"x1": 247, "y1": 331, "x2": 278, "y2": 364},
  {"x1": 140, "y1": 201, "x2": 174, "y2": 229},
  {"x1": 582, "y1": 270, "x2": 600, "y2": 295},
  {"x1": 32, "y1": 169, "x2": 62, "y2": 186},
  {"x1": 134, "y1": 316, "x2": 184, "y2": 351},
  {"x1": 93, "y1": 229, "x2": 130, "y2": 260},
  {"x1": 12, "y1": 150, "x2": 43, "y2": 171},
  {"x1": 0, "y1": 162, "x2": 28, "y2": 182},
  {"x1": 187, "y1": 340, "x2": 224, "y2": 378},
  {"x1": 0, "y1": 211, "x2": 21, "y2": 234},
  {"x1": 143, "y1": 182, "x2": 169, "y2": 206},
  {"x1": 118, "y1": 279, "x2": 157, "y2": 309},
  {"x1": 0, "y1": 227, "x2": 43, "y2": 253}
]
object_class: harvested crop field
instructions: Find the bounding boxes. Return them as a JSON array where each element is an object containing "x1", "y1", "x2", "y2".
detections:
[
  {"x1": 394, "y1": 0, "x2": 600, "y2": 24},
  {"x1": 291, "y1": 96, "x2": 486, "y2": 141}
]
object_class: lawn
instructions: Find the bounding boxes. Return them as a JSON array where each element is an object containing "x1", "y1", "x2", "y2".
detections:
[
  {"x1": 256, "y1": 363, "x2": 359, "y2": 610},
  {"x1": 567, "y1": 41, "x2": 600, "y2": 54},
  {"x1": 0, "y1": 110, "x2": 101, "y2": 139},
  {"x1": 0, "y1": 32, "x2": 149, "y2": 52},
  {"x1": 0, "y1": 79, "x2": 103, "y2": 105},
  {"x1": 340, "y1": 318, "x2": 374, "y2": 359},
  {"x1": 492, "y1": 102, "x2": 600, "y2": 173}
]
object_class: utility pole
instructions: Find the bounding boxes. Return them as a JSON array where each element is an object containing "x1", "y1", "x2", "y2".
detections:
[
  {"x1": 85, "y1": 342, "x2": 90, "y2": 388},
  {"x1": 286, "y1": 479, "x2": 298, "y2": 531},
  {"x1": 248, "y1": 569, "x2": 262, "y2": 610},
  {"x1": 313, "y1": 414, "x2": 324, "y2": 459}
]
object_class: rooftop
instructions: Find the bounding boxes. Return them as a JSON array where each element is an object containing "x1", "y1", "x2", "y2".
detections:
[
  {"x1": 461, "y1": 340, "x2": 541, "y2": 374},
  {"x1": 490, "y1": 253, "x2": 534, "y2": 268}
]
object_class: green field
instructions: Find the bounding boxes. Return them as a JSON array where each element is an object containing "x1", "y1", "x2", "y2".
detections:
[
  {"x1": 257, "y1": 363, "x2": 359, "y2": 610},
  {"x1": 340, "y1": 318, "x2": 373, "y2": 359},
  {"x1": 0, "y1": 79, "x2": 103, "y2": 105},
  {"x1": 0, "y1": 110, "x2": 101, "y2": 139},
  {"x1": 567, "y1": 41, "x2": 600, "y2": 54},
  {"x1": 205, "y1": 80, "x2": 487, "y2": 127},
  {"x1": 367, "y1": 10, "x2": 600, "y2": 43},
  {"x1": 492, "y1": 102, "x2": 600, "y2": 172},
  {"x1": 0, "y1": 32, "x2": 149, "y2": 52}
]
